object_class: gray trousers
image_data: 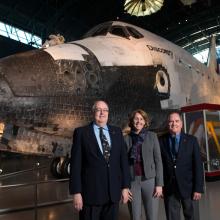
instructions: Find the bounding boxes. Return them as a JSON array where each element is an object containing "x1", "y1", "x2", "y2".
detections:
[{"x1": 129, "y1": 177, "x2": 159, "y2": 220}]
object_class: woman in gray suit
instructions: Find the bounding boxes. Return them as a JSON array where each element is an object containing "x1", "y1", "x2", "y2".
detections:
[{"x1": 124, "y1": 109, "x2": 163, "y2": 220}]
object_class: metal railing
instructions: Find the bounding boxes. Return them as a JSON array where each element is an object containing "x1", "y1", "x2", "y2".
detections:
[{"x1": 0, "y1": 177, "x2": 72, "y2": 219}]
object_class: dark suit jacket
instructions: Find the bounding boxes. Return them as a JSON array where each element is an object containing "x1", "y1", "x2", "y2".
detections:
[
  {"x1": 159, "y1": 132, "x2": 204, "y2": 199},
  {"x1": 69, "y1": 123, "x2": 130, "y2": 205}
]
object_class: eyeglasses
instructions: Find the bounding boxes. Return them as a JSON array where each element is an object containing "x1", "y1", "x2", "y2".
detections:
[{"x1": 95, "y1": 108, "x2": 109, "y2": 113}]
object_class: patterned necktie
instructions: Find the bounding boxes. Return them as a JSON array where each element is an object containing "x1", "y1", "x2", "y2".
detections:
[{"x1": 99, "y1": 127, "x2": 111, "y2": 163}]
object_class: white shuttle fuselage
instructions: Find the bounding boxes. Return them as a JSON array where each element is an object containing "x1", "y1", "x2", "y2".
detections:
[{"x1": 45, "y1": 21, "x2": 220, "y2": 109}]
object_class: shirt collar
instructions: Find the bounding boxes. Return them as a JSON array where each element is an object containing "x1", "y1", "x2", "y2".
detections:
[
  {"x1": 170, "y1": 133, "x2": 181, "y2": 141},
  {"x1": 93, "y1": 122, "x2": 108, "y2": 131}
]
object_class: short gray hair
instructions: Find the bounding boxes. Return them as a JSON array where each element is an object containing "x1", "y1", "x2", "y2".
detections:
[{"x1": 92, "y1": 100, "x2": 109, "y2": 112}]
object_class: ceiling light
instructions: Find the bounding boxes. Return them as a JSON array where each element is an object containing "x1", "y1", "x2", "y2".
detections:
[{"x1": 124, "y1": 0, "x2": 164, "y2": 17}]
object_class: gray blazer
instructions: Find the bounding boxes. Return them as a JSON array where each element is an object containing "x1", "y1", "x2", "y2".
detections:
[{"x1": 124, "y1": 131, "x2": 163, "y2": 186}]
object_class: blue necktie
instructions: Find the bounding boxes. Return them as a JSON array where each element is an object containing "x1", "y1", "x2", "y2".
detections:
[{"x1": 171, "y1": 136, "x2": 178, "y2": 159}]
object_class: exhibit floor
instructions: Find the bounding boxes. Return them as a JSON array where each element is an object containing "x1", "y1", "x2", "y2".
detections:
[{"x1": 0, "y1": 156, "x2": 219, "y2": 220}]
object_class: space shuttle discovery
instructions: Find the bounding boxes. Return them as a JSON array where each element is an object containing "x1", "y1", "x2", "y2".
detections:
[{"x1": 0, "y1": 21, "x2": 220, "y2": 176}]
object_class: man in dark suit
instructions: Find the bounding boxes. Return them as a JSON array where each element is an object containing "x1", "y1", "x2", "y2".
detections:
[
  {"x1": 69, "y1": 100, "x2": 131, "y2": 220},
  {"x1": 159, "y1": 111, "x2": 204, "y2": 220}
]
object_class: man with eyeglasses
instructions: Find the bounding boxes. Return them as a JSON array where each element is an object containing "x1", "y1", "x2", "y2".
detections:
[{"x1": 69, "y1": 100, "x2": 131, "y2": 220}]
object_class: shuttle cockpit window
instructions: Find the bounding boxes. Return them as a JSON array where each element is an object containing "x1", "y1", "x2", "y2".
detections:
[
  {"x1": 91, "y1": 26, "x2": 109, "y2": 37},
  {"x1": 83, "y1": 23, "x2": 133, "y2": 40},
  {"x1": 109, "y1": 26, "x2": 129, "y2": 39},
  {"x1": 126, "y1": 26, "x2": 144, "y2": 39},
  {"x1": 82, "y1": 21, "x2": 113, "y2": 38}
]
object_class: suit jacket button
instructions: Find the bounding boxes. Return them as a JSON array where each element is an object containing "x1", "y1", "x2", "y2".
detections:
[{"x1": 174, "y1": 165, "x2": 176, "y2": 168}]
